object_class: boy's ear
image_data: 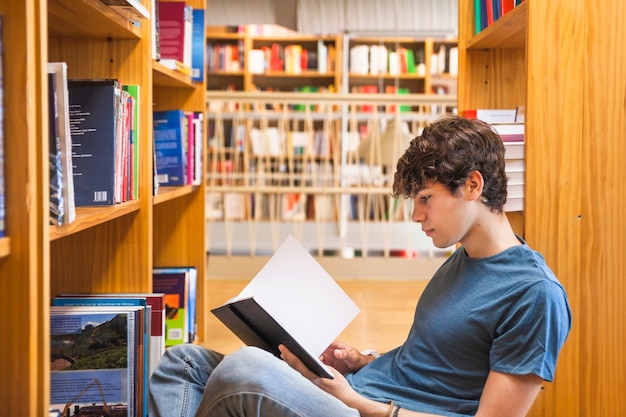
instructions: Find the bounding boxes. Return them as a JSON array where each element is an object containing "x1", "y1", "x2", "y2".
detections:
[{"x1": 466, "y1": 170, "x2": 485, "y2": 200}]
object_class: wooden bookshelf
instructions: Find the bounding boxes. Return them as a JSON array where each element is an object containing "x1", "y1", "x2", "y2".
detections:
[
  {"x1": 206, "y1": 28, "x2": 458, "y2": 100},
  {"x1": 458, "y1": 0, "x2": 626, "y2": 415},
  {"x1": 0, "y1": 0, "x2": 206, "y2": 415},
  {"x1": 344, "y1": 36, "x2": 458, "y2": 97}
]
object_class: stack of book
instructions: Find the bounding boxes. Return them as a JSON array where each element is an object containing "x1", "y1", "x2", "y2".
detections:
[
  {"x1": 49, "y1": 292, "x2": 166, "y2": 417},
  {"x1": 463, "y1": 108, "x2": 525, "y2": 212}
]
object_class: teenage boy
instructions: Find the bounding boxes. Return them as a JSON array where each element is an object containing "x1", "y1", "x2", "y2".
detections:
[{"x1": 149, "y1": 113, "x2": 571, "y2": 417}]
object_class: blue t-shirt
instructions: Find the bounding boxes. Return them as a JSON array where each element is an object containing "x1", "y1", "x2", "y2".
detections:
[{"x1": 346, "y1": 241, "x2": 571, "y2": 417}]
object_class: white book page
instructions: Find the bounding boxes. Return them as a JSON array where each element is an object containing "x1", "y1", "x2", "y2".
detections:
[{"x1": 237, "y1": 235, "x2": 360, "y2": 357}]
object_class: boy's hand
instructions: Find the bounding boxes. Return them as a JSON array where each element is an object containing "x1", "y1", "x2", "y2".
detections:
[{"x1": 319, "y1": 341, "x2": 372, "y2": 374}]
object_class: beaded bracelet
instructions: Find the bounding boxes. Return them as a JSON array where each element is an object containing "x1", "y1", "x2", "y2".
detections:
[{"x1": 392, "y1": 404, "x2": 401, "y2": 417}]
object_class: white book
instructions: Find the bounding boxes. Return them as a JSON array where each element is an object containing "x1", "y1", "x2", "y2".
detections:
[
  {"x1": 248, "y1": 49, "x2": 265, "y2": 74},
  {"x1": 350, "y1": 45, "x2": 369, "y2": 74},
  {"x1": 101, "y1": 0, "x2": 150, "y2": 22},
  {"x1": 504, "y1": 196, "x2": 524, "y2": 212},
  {"x1": 388, "y1": 51, "x2": 400, "y2": 75},
  {"x1": 317, "y1": 40, "x2": 328, "y2": 73},
  {"x1": 504, "y1": 142, "x2": 525, "y2": 159},
  {"x1": 211, "y1": 235, "x2": 360, "y2": 378}
]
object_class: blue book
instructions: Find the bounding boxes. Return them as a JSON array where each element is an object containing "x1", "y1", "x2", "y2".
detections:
[
  {"x1": 153, "y1": 110, "x2": 186, "y2": 186},
  {"x1": 191, "y1": 9, "x2": 205, "y2": 83}
]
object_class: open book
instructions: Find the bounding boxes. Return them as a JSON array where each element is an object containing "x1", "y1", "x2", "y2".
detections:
[{"x1": 211, "y1": 235, "x2": 360, "y2": 378}]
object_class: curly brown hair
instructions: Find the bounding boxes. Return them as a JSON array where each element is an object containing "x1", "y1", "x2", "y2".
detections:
[{"x1": 391, "y1": 113, "x2": 508, "y2": 212}]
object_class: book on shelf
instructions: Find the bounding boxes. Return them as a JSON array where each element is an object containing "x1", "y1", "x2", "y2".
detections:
[
  {"x1": 99, "y1": 0, "x2": 150, "y2": 22},
  {"x1": 158, "y1": 58, "x2": 192, "y2": 76},
  {"x1": 192, "y1": 111, "x2": 203, "y2": 186},
  {"x1": 153, "y1": 266, "x2": 198, "y2": 346},
  {"x1": 185, "y1": 112, "x2": 194, "y2": 186},
  {"x1": 462, "y1": 108, "x2": 518, "y2": 124},
  {"x1": 157, "y1": 1, "x2": 193, "y2": 68},
  {"x1": 152, "y1": 0, "x2": 160, "y2": 59},
  {"x1": 48, "y1": 62, "x2": 76, "y2": 225},
  {"x1": 0, "y1": 16, "x2": 4, "y2": 237},
  {"x1": 68, "y1": 79, "x2": 123, "y2": 206},
  {"x1": 53, "y1": 293, "x2": 166, "y2": 387},
  {"x1": 492, "y1": 122, "x2": 525, "y2": 143},
  {"x1": 122, "y1": 85, "x2": 140, "y2": 200},
  {"x1": 190, "y1": 8, "x2": 205, "y2": 82},
  {"x1": 47, "y1": 72, "x2": 65, "y2": 225},
  {"x1": 153, "y1": 109, "x2": 188, "y2": 186},
  {"x1": 50, "y1": 305, "x2": 145, "y2": 417},
  {"x1": 211, "y1": 235, "x2": 360, "y2": 379}
]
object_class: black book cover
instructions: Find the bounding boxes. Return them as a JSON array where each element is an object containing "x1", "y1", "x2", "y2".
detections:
[
  {"x1": 68, "y1": 79, "x2": 120, "y2": 206},
  {"x1": 211, "y1": 297, "x2": 333, "y2": 379}
]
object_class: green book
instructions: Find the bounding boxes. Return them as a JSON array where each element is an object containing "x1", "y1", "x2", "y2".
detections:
[
  {"x1": 474, "y1": 0, "x2": 483, "y2": 34},
  {"x1": 397, "y1": 87, "x2": 411, "y2": 112},
  {"x1": 406, "y1": 49, "x2": 416, "y2": 73}
]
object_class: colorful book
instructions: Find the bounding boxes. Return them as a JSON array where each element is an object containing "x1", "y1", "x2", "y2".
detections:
[
  {"x1": 67, "y1": 79, "x2": 121, "y2": 206},
  {"x1": 153, "y1": 266, "x2": 197, "y2": 346},
  {"x1": 50, "y1": 306, "x2": 144, "y2": 417},
  {"x1": 53, "y1": 293, "x2": 166, "y2": 417}
]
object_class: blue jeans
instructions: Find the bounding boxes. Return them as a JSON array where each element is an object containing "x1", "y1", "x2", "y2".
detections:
[{"x1": 149, "y1": 344, "x2": 360, "y2": 417}]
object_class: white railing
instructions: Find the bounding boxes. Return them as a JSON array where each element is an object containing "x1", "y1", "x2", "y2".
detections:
[{"x1": 205, "y1": 91, "x2": 458, "y2": 257}]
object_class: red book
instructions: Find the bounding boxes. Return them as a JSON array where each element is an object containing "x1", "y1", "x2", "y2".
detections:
[
  {"x1": 501, "y1": 0, "x2": 515, "y2": 16},
  {"x1": 157, "y1": 1, "x2": 188, "y2": 63}
]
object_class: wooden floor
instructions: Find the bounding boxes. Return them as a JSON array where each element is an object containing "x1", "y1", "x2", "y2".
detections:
[{"x1": 202, "y1": 279, "x2": 429, "y2": 354}]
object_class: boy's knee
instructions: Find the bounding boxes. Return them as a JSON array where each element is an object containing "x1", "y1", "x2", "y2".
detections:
[{"x1": 212, "y1": 346, "x2": 283, "y2": 387}]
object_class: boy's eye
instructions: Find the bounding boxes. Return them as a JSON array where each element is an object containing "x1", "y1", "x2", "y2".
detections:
[{"x1": 420, "y1": 195, "x2": 431, "y2": 203}]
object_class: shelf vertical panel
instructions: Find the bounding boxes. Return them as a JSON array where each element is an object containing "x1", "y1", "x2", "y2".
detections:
[
  {"x1": 0, "y1": 1, "x2": 50, "y2": 416},
  {"x1": 578, "y1": 0, "x2": 626, "y2": 411},
  {"x1": 152, "y1": 0, "x2": 207, "y2": 343},
  {"x1": 525, "y1": 0, "x2": 584, "y2": 415}
]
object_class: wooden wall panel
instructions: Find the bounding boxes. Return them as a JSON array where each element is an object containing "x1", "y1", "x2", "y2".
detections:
[{"x1": 579, "y1": 0, "x2": 626, "y2": 414}]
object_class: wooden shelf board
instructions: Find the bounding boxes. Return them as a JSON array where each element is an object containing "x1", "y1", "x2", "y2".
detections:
[
  {"x1": 153, "y1": 185, "x2": 197, "y2": 205},
  {"x1": 349, "y1": 73, "x2": 426, "y2": 80},
  {"x1": 48, "y1": 0, "x2": 142, "y2": 39},
  {"x1": 49, "y1": 201, "x2": 141, "y2": 241},
  {"x1": 153, "y1": 62, "x2": 195, "y2": 88},
  {"x1": 251, "y1": 35, "x2": 336, "y2": 43},
  {"x1": 253, "y1": 71, "x2": 336, "y2": 78},
  {"x1": 206, "y1": 32, "x2": 245, "y2": 41},
  {"x1": 466, "y1": 2, "x2": 527, "y2": 49},
  {"x1": 208, "y1": 70, "x2": 246, "y2": 77}
]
